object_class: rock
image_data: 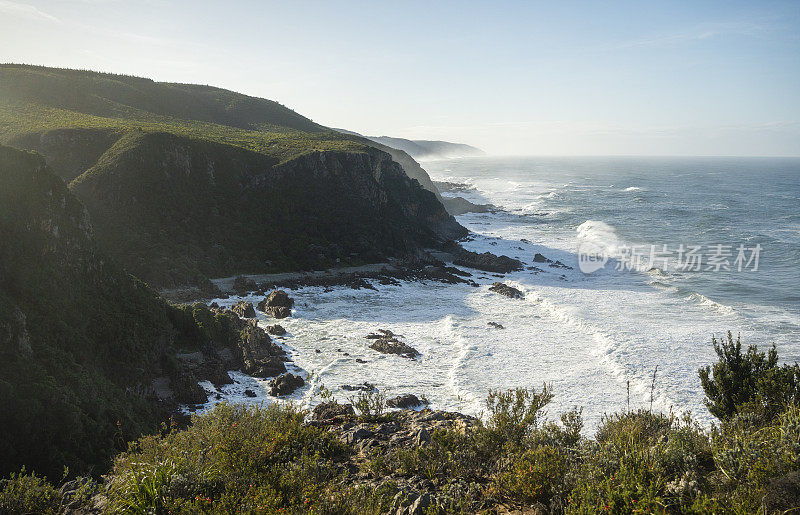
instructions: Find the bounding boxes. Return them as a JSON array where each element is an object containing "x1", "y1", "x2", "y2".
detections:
[
  {"x1": 229, "y1": 300, "x2": 256, "y2": 318},
  {"x1": 452, "y1": 249, "x2": 523, "y2": 273},
  {"x1": 343, "y1": 426, "x2": 373, "y2": 445},
  {"x1": 244, "y1": 389, "x2": 257, "y2": 398},
  {"x1": 312, "y1": 401, "x2": 355, "y2": 421},
  {"x1": 269, "y1": 373, "x2": 305, "y2": 396},
  {"x1": 234, "y1": 319, "x2": 287, "y2": 378},
  {"x1": 266, "y1": 324, "x2": 286, "y2": 335},
  {"x1": 533, "y1": 253, "x2": 550, "y2": 263},
  {"x1": 409, "y1": 492, "x2": 432, "y2": 514},
  {"x1": 413, "y1": 428, "x2": 431, "y2": 447},
  {"x1": 487, "y1": 321, "x2": 505, "y2": 329},
  {"x1": 342, "y1": 382, "x2": 376, "y2": 392},
  {"x1": 764, "y1": 470, "x2": 800, "y2": 513},
  {"x1": 257, "y1": 290, "x2": 294, "y2": 319},
  {"x1": 488, "y1": 282, "x2": 524, "y2": 299},
  {"x1": 387, "y1": 394, "x2": 425, "y2": 409},
  {"x1": 233, "y1": 275, "x2": 257, "y2": 293},
  {"x1": 369, "y1": 336, "x2": 420, "y2": 358},
  {"x1": 365, "y1": 328, "x2": 399, "y2": 339},
  {"x1": 171, "y1": 370, "x2": 207, "y2": 405}
]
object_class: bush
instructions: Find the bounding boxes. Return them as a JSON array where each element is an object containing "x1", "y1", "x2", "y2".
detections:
[
  {"x1": 699, "y1": 332, "x2": 800, "y2": 423},
  {"x1": 0, "y1": 469, "x2": 62, "y2": 515}
]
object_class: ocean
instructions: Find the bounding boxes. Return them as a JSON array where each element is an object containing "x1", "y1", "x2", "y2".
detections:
[{"x1": 206, "y1": 156, "x2": 800, "y2": 430}]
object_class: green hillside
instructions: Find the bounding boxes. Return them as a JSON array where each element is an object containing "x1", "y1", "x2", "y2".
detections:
[{"x1": 0, "y1": 65, "x2": 465, "y2": 287}]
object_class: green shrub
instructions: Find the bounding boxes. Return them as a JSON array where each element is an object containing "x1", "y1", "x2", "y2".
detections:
[
  {"x1": 0, "y1": 469, "x2": 62, "y2": 515},
  {"x1": 699, "y1": 332, "x2": 800, "y2": 423}
]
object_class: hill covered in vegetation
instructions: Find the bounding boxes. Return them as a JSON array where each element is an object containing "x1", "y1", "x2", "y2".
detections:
[
  {"x1": 0, "y1": 145, "x2": 292, "y2": 478},
  {"x1": 367, "y1": 136, "x2": 484, "y2": 160},
  {"x1": 0, "y1": 65, "x2": 465, "y2": 287}
]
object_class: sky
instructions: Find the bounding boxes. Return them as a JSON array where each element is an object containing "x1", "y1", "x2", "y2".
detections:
[{"x1": 1, "y1": 0, "x2": 799, "y2": 156}]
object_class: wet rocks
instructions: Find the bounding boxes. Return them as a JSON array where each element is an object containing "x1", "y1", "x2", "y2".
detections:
[
  {"x1": 342, "y1": 382, "x2": 376, "y2": 392},
  {"x1": 387, "y1": 394, "x2": 426, "y2": 409},
  {"x1": 238, "y1": 319, "x2": 287, "y2": 378},
  {"x1": 488, "y1": 282, "x2": 524, "y2": 299},
  {"x1": 367, "y1": 331, "x2": 420, "y2": 358},
  {"x1": 229, "y1": 300, "x2": 256, "y2": 318},
  {"x1": 269, "y1": 373, "x2": 305, "y2": 396},
  {"x1": 244, "y1": 389, "x2": 257, "y2": 398},
  {"x1": 452, "y1": 248, "x2": 523, "y2": 273},
  {"x1": 257, "y1": 290, "x2": 294, "y2": 318},
  {"x1": 233, "y1": 275, "x2": 257, "y2": 294},
  {"x1": 266, "y1": 324, "x2": 286, "y2": 336},
  {"x1": 487, "y1": 321, "x2": 505, "y2": 329}
]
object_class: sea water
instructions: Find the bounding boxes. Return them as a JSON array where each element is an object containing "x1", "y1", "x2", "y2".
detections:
[{"x1": 205, "y1": 156, "x2": 800, "y2": 431}]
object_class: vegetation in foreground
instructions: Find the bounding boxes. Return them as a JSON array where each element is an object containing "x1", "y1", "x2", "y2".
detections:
[{"x1": 2, "y1": 332, "x2": 799, "y2": 514}]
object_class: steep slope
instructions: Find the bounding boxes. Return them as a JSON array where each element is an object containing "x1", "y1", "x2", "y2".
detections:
[
  {"x1": 0, "y1": 145, "x2": 277, "y2": 478},
  {"x1": 0, "y1": 65, "x2": 466, "y2": 287},
  {"x1": 69, "y1": 131, "x2": 462, "y2": 286}
]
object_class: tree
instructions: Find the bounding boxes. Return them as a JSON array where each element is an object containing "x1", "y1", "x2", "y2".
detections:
[{"x1": 699, "y1": 332, "x2": 800, "y2": 422}]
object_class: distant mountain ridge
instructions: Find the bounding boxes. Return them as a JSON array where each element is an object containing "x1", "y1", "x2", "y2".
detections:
[{"x1": 367, "y1": 136, "x2": 484, "y2": 160}]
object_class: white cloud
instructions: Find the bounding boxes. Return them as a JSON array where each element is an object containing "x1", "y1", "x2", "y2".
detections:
[{"x1": 0, "y1": 0, "x2": 59, "y2": 22}]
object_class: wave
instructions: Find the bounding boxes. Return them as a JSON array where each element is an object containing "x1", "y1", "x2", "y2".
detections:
[
  {"x1": 623, "y1": 186, "x2": 642, "y2": 192},
  {"x1": 684, "y1": 292, "x2": 736, "y2": 316}
]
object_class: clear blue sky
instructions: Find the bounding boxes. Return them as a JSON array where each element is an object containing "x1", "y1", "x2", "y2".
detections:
[{"x1": 1, "y1": 0, "x2": 798, "y2": 155}]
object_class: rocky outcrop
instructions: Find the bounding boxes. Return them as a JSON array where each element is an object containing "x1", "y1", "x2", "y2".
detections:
[
  {"x1": 387, "y1": 394, "x2": 427, "y2": 409},
  {"x1": 452, "y1": 248, "x2": 523, "y2": 273},
  {"x1": 269, "y1": 373, "x2": 305, "y2": 396},
  {"x1": 366, "y1": 330, "x2": 420, "y2": 358},
  {"x1": 229, "y1": 300, "x2": 256, "y2": 318},
  {"x1": 257, "y1": 290, "x2": 294, "y2": 319},
  {"x1": 237, "y1": 320, "x2": 287, "y2": 378},
  {"x1": 489, "y1": 282, "x2": 524, "y2": 299},
  {"x1": 312, "y1": 401, "x2": 355, "y2": 421},
  {"x1": 266, "y1": 324, "x2": 286, "y2": 336}
]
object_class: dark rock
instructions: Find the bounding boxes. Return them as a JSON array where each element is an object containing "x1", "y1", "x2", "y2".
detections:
[
  {"x1": 387, "y1": 394, "x2": 426, "y2": 409},
  {"x1": 229, "y1": 300, "x2": 256, "y2": 318},
  {"x1": 365, "y1": 328, "x2": 399, "y2": 339},
  {"x1": 312, "y1": 401, "x2": 355, "y2": 421},
  {"x1": 533, "y1": 253, "x2": 550, "y2": 263},
  {"x1": 452, "y1": 249, "x2": 523, "y2": 273},
  {"x1": 414, "y1": 428, "x2": 432, "y2": 447},
  {"x1": 369, "y1": 336, "x2": 420, "y2": 358},
  {"x1": 488, "y1": 282, "x2": 524, "y2": 299},
  {"x1": 266, "y1": 324, "x2": 286, "y2": 335},
  {"x1": 487, "y1": 321, "x2": 505, "y2": 329},
  {"x1": 244, "y1": 389, "x2": 257, "y2": 398},
  {"x1": 343, "y1": 427, "x2": 373, "y2": 445},
  {"x1": 257, "y1": 290, "x2": 294, "y2": 318},
  {"x1": 341, "y1": 382, "x2": 376, "y2": 392},
  {"x1": 171, "y1": 370, "x2": 207, "y2": 405},
  {"x1": 233, "y1": 275, "x2": 257, "y2": 293},
  {"x1": 355, "y1": 358, "x2": 367, "y2": 363},
  {"x1": 237, "y1": 320, "x2": 287, "y2": 377},
  {"x1": 764, "y1": 470, "x2": 800, "y2": 513},
  {"x1": 269, "y1": 373, "x2": 305, "y2": 396}
]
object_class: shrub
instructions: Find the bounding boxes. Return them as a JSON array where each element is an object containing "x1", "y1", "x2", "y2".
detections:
[
  {"x1": 0, "y1": 469, "x2": 62, "y2": 515},
  {"x1": 482, "y1": 384, "x2": 553, "y2": 452},
  {"x1": 699, "y1": 332, "x2": 800, "y2": 423}
]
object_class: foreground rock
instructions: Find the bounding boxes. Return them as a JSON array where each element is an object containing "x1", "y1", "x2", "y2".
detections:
[
  {"x1": 312, "y1": 401, "x2": 355, "y2": 421},
  {"x1": 489, "y1": 282, "x2": 524, "y2": 299},
  {"x1": 366, "y1": 330, "x2": 420, "y2": 358},
  {"x1": 229, "y1": 300, "x2": 256, "y2": 318},
  {"x1": 452, "y1": 248, "x2": 523, "y2": 273},
  {"x1": 269, "y1": 373, "x2": 305, "y2": 396},
  {"x1": 258, "y1": 289, "x2": 294, "y2": 318},
  {"x1": 386, "y1": 393, "x2": 427, "y2": 409}
]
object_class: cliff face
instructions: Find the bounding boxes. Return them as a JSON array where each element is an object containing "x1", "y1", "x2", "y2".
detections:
[{"x1": 67, "y1": 131, "x2": 465, "y2": 287}]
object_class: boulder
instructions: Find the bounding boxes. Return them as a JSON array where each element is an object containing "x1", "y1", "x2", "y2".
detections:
[
  {"x1": 229, "y1": 300, "x2": 256, "y2": 318},
  {"x1": 237, "y1": 320, "x2": 287, "y2": 377},
  {"x1": 266, "y1": 324, "x2": 286, "y2": 336},
  {"x1": 312, "y1": 401, "x2": 355, "y2": 421},
  {"x1": 369, "y1": 336, "x2": 420, "y2": 358},
  {"x1": 341, "y1": 382, "x2": 376, "y2": 392},
  {"x1": 244, "y1": 389, "x2": 257, "y2": 398},
  {"x1": 533, "y1": 253, "x2": 550, "y2": 263},
  {"x1": 258, "y1": 290, "x2": 294, "y2": 319},
  {"x1": 452, "y1": 249, "x2": 523, "y2": 273},
  {"x1": 387, "y1": 394, "x2": 425, "y2": 409},
  {"x1": 233, "y1": 275, "x2": 257, "y2": 293},
  {"x1": 269, "y1": 373, "x2": 305, "y2": 396},
  {"x1": 488, "y1": 282, "x2": 524, "y2": 299},
  {"x1": 487, "y1": 321, "x2": 505, "y2": 329}
]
